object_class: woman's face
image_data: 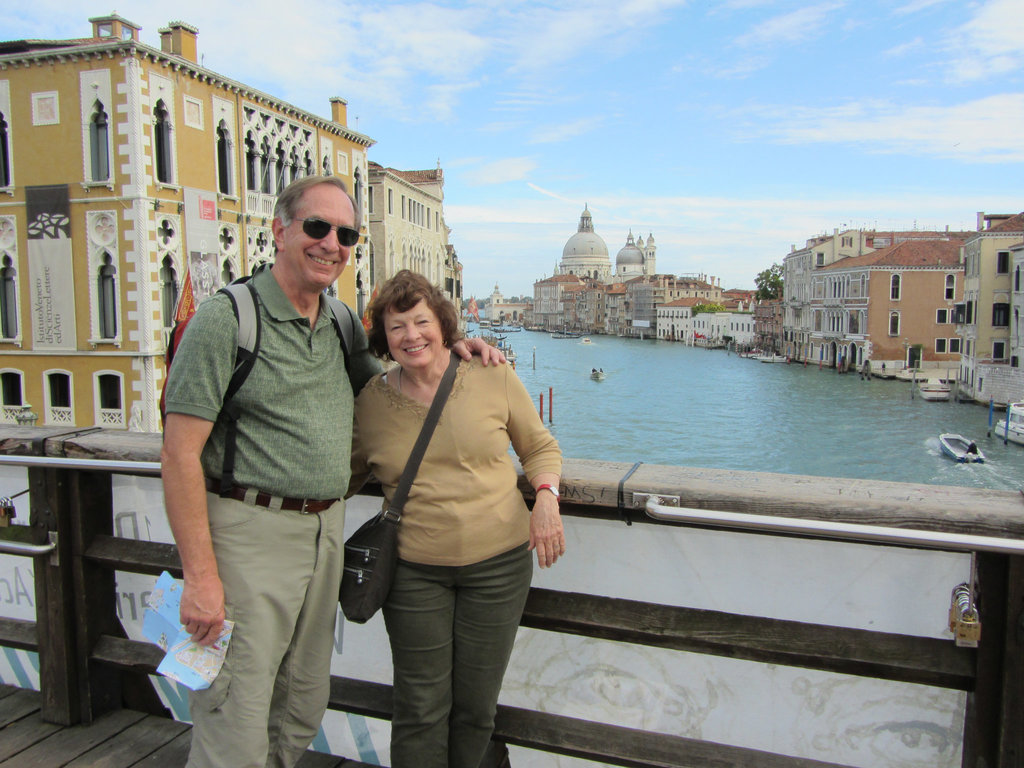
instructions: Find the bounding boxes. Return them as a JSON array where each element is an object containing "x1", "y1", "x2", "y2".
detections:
[{"x1": 383, "y1": 299, "x2": 445, "y2": 370}]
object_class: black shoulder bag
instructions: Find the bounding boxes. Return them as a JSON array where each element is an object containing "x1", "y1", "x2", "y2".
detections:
[{"x1": 340, "y1": 351, "x2": 460, "y2": 624}]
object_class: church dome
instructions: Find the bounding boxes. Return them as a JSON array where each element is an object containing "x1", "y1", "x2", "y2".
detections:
[
  {"x1": 616, "y1": 231, "x2": 644, "y2": 266},
  {"x1": 562, "y1": 206, "x2": 609, "y2": 260}
]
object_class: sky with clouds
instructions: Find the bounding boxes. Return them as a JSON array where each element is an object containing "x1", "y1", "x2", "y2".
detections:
[{"x1": 8, "y1": 0, "x2": 1024, "y2": 298}]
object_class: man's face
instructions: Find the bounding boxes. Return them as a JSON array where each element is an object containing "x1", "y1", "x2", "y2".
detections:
[{"x1": 272, "y1": 183, "x2": 355, "y2": 294}]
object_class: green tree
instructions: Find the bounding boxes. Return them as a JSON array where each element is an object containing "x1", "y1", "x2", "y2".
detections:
[
  {"x1": 755, "y1": 263, "x2": 784, "y2": 301},
  {"x1": 692, "y1": 302, "x2": 726, "y2": 316}
]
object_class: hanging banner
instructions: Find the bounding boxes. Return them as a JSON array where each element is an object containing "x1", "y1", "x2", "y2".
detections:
[
  {"x1": 183, "y1": 188, "x2": 222, "y2": 305},
  {"x1": 26, "y1": 185, "x2": 76, "y2": 350}
]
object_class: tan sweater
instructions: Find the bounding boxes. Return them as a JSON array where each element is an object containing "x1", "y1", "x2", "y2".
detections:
[{"x1": 349, "y1": 358, "x2": 562, "y2": 566}]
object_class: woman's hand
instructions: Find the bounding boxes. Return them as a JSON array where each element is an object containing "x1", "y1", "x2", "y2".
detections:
[
  {"x1": 529, "y1": 488, "x2": 565, "y2": 568},
  {"x1": 452, "y1": 337, "x2": 507, "y2": 365}
]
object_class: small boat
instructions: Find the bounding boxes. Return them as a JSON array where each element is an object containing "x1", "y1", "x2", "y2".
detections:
[
  {"x1": 590, "y1": 369, "x2": 606, "y2": 381},
  {"x1": 551, "y1": 331, "x2": 583, "y2": 339},
  {"x1": 995, "y1": 402, "x2": 1024, "y2": 446},
  {"x1": 939, "y1": 433, "x2": 986, "y2": 463},
  {"x1": 917, "y1": 378, "x2": 951, "y2": 401},
  {"x1": 579, "y1": 337, "x2": 592, "y2": 345},
  {"x1": 756, "y1": 354, "x2": 788, "y2": 364}
]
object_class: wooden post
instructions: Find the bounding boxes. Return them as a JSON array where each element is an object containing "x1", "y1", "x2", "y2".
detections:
[
  {"x1": 539, "y1": 394, "x2": 544, "y2": 421},
  {"x1": 549, "y1": 387, "x2": 553, "y2": 424},
  {"x1": 30, "y1": 465, "x2": 79, "y2": 725},
  {"x1": 961, "y1": 552, "x2": 1008, "y2": 767}
]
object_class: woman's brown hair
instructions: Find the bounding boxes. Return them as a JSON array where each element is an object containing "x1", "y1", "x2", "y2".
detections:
[{"x1": 366, "y1": 270, "x2": 464, "y2": 359}]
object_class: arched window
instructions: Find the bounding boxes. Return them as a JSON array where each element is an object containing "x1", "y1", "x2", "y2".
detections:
[
  {"x1": 260, "y1": 136, "x2": 272, "y2": 194},
  {"x1": 322, "y1": 156, "x2": 331, "y2": 176},
  {"x1": 890, "y1": 273, "x2": 901, "y2": 301},
  {"x1": 245, "y1": 132, "x2": 258, "y2": 191},
  {"x1": 354, "y1": 168, "x2": 363, "y2": 212},
  {"x1": 216, "y1": 122, "x2": 232, "y2": 195},
  {"x1": 160, "y1": 255, "x2": 178, "y2": 328},
  {"x1": 0, "y1": 255, "x2": 17, "y2": 338},
  {"x1": 46, "y1": 371, "x2": 72, "y2": 424},
  {"x1": 221, "y1": 259, "x2": 235, "y2": 286},
  {"x1": 0, "y1": 112, "x2": 10, "y2": 187},
  {"x1": 889, "y1": 311, "x2": 900, "y2": 336},
  {"x1": 153, "y1": 100, "x2": 172, "y2": 183},
  {"x1": 945, "y1": 274, "x2": 956, "y2": 300},
  {"x1": 98, "y1": 252, "x2": 118, "y2": 338},
  {"x1": 1, "y1": 371, "x2": 22, "y2": 408},
  {"x1": 275, "y1": 143, "x2": 287, "y2": 193},
  {"x1": 89, "y1": 101, "x2": 110, "y2": 182},
  {"x1": 304, "y1": 151, "x2": 314, "y2": 177}
]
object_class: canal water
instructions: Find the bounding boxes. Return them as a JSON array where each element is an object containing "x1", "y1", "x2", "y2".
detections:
[{"x1": 495, "y1": 328, "x2": 1024, "y2": 491}]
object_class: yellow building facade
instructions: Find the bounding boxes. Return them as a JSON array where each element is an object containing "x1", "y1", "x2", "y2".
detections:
[{"x1": 0, "y1": 14, "x2": 373, "y2": 431}]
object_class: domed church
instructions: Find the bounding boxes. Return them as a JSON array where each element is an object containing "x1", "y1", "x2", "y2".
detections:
[{"x1": 557, "y1": 207, "x2": 657, "y2": 283}]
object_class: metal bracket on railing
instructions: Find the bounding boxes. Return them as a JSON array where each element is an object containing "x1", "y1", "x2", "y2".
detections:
[
  {"x1": 0, "y1": 529, "x2": 58, "y2": 562},
  {"x1": 632, "y1": 493, "x2": 680, "y2": 509}
]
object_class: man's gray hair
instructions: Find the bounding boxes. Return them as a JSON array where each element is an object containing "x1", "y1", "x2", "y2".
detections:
[{"x1": 273, "y1": 175, "x2": 362, "y2": 231}]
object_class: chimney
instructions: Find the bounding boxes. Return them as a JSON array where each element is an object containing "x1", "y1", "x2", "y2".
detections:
[
  {"x1": 977, "y1": 212, "x2": 985, "y2": 231},
  {"x1": 159, "y1": 21, "x2": 199, "y2": 64},
  {"x1": 330, "y1": 98, "x2": 348, "y2": 127}
]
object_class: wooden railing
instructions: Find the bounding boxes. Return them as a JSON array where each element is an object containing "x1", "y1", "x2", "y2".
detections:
[{"x1": 1, "y1": 426, "x2": 1023, "y2": 767}]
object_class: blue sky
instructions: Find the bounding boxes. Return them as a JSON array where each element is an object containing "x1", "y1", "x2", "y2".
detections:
[{"x1": 8, "y1": 0, "x2": 1024, "y2": 299}]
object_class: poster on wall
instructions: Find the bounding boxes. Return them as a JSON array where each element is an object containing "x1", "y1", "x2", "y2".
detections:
[
  {"x1": 183, "y1": 188, "x2": 222, "y2": 306},
  {"x1": 26, "y1": 185, "x2": 77, "y2": 350}
]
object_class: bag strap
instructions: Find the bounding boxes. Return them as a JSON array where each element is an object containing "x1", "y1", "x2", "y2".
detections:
[{"x1": 387, "y1": 351, "x2": 460, "y2": 520}]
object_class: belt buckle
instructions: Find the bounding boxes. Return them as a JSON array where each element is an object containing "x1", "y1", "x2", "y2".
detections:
[{"x1": 301, "y1": 498, "x2": 310, "y2": 514}]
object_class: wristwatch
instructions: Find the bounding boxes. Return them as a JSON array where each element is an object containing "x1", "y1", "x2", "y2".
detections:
[{"x1": 535, "y1": 483, "x2": 560, "y2": 499}]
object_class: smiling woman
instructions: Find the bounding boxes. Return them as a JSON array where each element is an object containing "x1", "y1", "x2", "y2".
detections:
[{"x1": 349, "y1": 268, "x2": 565, "y2": 768}]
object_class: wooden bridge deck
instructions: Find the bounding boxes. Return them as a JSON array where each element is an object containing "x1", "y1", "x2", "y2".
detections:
[{"x1": 0, "y1": 685, "x2": 373, "y2": 768}]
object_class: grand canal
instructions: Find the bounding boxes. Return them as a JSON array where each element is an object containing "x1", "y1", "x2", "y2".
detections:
[{"x1": 494, "y1": 328, "x2": 1024, "y2": 492}]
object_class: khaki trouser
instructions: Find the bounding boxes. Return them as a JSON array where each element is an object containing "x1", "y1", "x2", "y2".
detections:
[{"x1": 186, "y1": 493, "x2": 345, "y2": 768}]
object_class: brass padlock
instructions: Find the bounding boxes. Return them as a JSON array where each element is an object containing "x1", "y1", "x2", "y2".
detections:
[
  {"x1": 0, "y1": 497, "x2": 15, "y2": 528},
  {"x1": 954, "y1": 611, "x2": 982, "y2": 648}
]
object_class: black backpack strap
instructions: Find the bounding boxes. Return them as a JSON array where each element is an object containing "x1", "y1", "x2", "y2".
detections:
[
  {"x1": 324, "y1": 294, "x2": 359, "y2": 387},
  {"x1": 216, "y1": 280, "x2": 260, "y2": 496}
]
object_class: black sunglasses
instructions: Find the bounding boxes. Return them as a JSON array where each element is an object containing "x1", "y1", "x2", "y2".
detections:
[{"x1": 298, "y1": 217, "x2": 360, "y2": 247}]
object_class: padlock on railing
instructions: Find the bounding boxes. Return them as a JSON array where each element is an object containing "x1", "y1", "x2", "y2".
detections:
[
  {"x1": 949, "y1": 582, "x2": 981, "y2": 648},
  {"x1": 0, "y1": 496, "x2": 15, "y2": 527}
]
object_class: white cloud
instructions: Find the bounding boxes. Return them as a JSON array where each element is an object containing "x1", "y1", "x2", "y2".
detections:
[
  {"x1": 945, "y1": 0, "x2": 1024, "y2": 83},
  {"x1": 733, "y1": 2, "x2": 845, "y2": 48},
  {"x1": 460, "y1": 157, "x2": 539, "y2": 186},
  {"x1": 530, "y1": 118, "x2": 603, "y2": 144},
  {"x1": 739, "y1": 94, "x2": 1024, "y2": 162}
]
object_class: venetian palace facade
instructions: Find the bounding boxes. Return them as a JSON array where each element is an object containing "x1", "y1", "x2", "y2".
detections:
[{"x1": 0, "y1": 14, "x2": 373, "y2": 431}]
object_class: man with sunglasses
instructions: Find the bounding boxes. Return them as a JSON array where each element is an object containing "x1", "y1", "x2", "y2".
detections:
[{"x1": 161, "y1": 175, "x2": 502, "y2": 768}]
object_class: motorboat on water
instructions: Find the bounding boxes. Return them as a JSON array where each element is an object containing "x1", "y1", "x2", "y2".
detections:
[
  {"x1": 590, "y1": 368, "x2": 606, "y2": 381},
  {"x1": 580, "y1": 337, "x2": 592, "y2": 344},
  {"x1": 995, "y1": 402, "x2": 1024, "y2": 446},
  {"x1": 916, "y1": 378, "x2": 951, "y2": 401},
  {"x1": 939, "y1": 433, "x2": 986, "y2": 463}
]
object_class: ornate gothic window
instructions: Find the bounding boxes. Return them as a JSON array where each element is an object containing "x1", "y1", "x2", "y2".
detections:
[
  {"x1": 153, "y1": 100, "x2": 173, "y2": 183},
  {"x1": 89, "y1": 101, "x2": 110, "y2": 182},
  {"x1": 1, "y1": 255, "x2": 17, "y2": 338},
  {"x1": 0, "y1": 113, "x2": 12, "y2": 187},
  {"x1": 160, "y1": 255, "x2": 178, "y2": 328},
  {"x1": 245, "y1": 132, "x2": 258, "y2": 191},
  {"x1": 217, "y1": 121, "x2": 232, "y2": 195},
  {"x1": 97, "y1": 252, "x2": 118, "y2": 338}
]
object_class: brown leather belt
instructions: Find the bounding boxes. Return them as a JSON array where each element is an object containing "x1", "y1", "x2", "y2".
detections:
[{"x1": 205, "y1": 478, "x2": 338, "y2": 514}]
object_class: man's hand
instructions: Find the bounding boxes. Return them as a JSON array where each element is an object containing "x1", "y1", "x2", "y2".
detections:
[
  {"x1": 453, "y1": 336, "x2": 507, "y2": 365},
  {"x1": 180, "y1": 575, "x2": 226, "y2": 646}
]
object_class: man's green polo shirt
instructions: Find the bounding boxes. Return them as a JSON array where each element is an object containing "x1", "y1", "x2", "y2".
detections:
[{"x1": 164, "y1": 267, "x2": 380, "y2": 499}]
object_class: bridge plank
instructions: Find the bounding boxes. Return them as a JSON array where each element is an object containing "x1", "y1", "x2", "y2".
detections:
[
  {"x1": 0, "y1": 707, "x2": 144, "y2": 767},
  {"x1": 522, "y1": 587, "x2": 974, "y2": 689}
]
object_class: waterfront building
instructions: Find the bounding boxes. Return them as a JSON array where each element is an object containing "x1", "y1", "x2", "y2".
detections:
[
  {"x1": 811, "y1": 239, "x2": 965, "y2": 373},
  {"x1": 366, "y1": 161, "x2": 461, "y2": 310},
  {"x1": 656, "y1": 298, "x2": 697, "y2": 341},
  {"x1": 483, "y1": 283, "x2": 530, "y2": 325},
  {"x1": 783, "y1": 227, "x2": 971, "y2": 366},
  {"x1": 754, "y1": 299, "x2": 785, "y2": 354},
  {"x1": 0, "y1": 14, "x2": 373, "y2": 431},
  {"x1": 532, "y1": 273, "x2": 585, "y2": 330},
  {"x1": 955, "y1": 212, "x2": 1024, "y2": 405}
]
